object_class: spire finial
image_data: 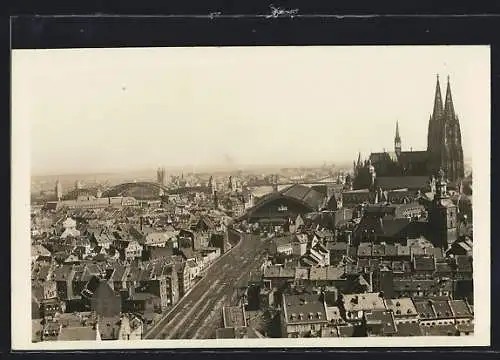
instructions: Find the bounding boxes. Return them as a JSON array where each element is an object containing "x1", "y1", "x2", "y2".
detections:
[{"x1": 432, "y1": 74, "x2": 444, "y2": 119}]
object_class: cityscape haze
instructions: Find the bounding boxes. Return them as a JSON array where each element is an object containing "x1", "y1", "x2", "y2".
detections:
[{"x1": 12, "y1": 46, "x2": 485, "y2": 176}]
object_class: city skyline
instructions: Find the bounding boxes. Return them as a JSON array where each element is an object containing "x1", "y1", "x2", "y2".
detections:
[{"x1": 13, "y1": 46, "x2": 487, "y2": 175}]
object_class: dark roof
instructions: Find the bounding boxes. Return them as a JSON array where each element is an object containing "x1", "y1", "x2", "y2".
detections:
[
  {"x1": 355, "y1": 217, "x2": 411, "y2": 238},
  {"x1": 432, "y1": 300, "x2": 454, "y2": 319},
  {"x1": 449, "y1": 300, "x2": 473, "y2": 318},
  {"x1": 280, "y1": 184, "x2": 327, "y2": 210},
  {"x1": 376, "y1": 176, "x2": 429, "y2": 190},
  {"x1": 365, "y1": 310, "x2": 397, "y2": 336},
  {"x1": 456, "y1": 255, "x2": 473, "y2": 272},
  {"x1": 414, "y1": 300, "x2": 437, "y2": 319},
  {"x1": 413, "y1": 255, "x2": 436, "y2": 272},
  {"x1": 395, "y1": 322, "x2": 424, "y2": 336}
]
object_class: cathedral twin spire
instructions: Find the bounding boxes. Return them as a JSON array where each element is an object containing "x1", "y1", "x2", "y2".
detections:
[
  {"x1": 427, "y1": 74, "x2": 464, "y2": 182},
  {"x1": 432, "y1": 74, "x2": 455, "y2": 121}
]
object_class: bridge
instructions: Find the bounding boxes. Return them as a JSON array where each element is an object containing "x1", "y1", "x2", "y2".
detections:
[{"x1": 101, "y1": 182, "x2": 169, "y2": 200}]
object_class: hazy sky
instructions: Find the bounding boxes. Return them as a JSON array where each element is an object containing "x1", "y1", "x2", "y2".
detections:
[{"x1": 12, "y1": 46, "x2": 489, "y2": 175}]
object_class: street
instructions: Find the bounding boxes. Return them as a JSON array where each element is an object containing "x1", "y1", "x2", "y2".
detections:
[{"x1": 144, "y1": 233, "x2": 269, "y2": 339}]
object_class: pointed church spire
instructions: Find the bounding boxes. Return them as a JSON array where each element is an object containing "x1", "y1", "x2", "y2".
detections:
[
  {"x1": 394, "y1": 121, "x2": 402, "y2": 156},
  {"x1": 432, "y1": 74, "x2": 444, "y2": 120},
  {"x1": 444, "y1": 75, "x2": 455, "y2": 118},
  {"x1": 357, "y1": 152, "x2": 362, "y2": 167}
]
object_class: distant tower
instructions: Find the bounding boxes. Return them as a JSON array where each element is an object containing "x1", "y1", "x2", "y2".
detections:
[
  {"x1": 96, "y1": 188, "x2": 102, "y2": 198},
  {"x1": 394, "y1": 121, "x2": 402, "y2": 157},
  {"x1": 75, "y1": 180, "x2": 83, "y2": 190},
  {"x1": 428, "y1": 168, "x2": 458, "y2": 250},
  {"x1": 228, "y1": 176, "x2": 233, "y2": 192},
  {"x1": 272, "y1": 174, "x2": 278, "y2": 192},
  {"x1": 212, "y1": 177, "x2": 218, "y2": 209},
  {"x1": 367, "y1": 160, "x2": 376, "y2": 190},
  {"x1": 55, "y1": 180, "x2": 63, "y2": 201},
  {"x1": 157, "y1": 167, "x2": 165, "y2": 186}
]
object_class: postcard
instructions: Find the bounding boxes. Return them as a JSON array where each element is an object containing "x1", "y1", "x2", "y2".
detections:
[{"x1": 11, "y1": 45, "x2": 490, "y2": 349}]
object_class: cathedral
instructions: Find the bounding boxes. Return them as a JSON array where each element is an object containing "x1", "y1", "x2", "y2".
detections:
[{"x1": 353, "y1": 75, "x2": 465, "y2": 190}]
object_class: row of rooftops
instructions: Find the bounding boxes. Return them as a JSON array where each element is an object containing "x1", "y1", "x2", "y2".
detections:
[{"x1": 282, "y1": 292, "x2": 473, "y2": 325}]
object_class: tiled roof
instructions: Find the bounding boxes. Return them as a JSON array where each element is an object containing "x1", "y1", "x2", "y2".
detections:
[
  {"x1": 365, "y1": 310, "x2": 397, "y2": 336},
  {"x1": 343, "y1": 293, "x2": 386, "y2": 312},
  {"x1": 308, "y1": 266, "x2": 343, "y2": 281},
  {"x1": 385, "y1": 298, "x2": 417, "y2": 317},
  {"x1": 414, "y1": 300, "x2": 436, "y2": 319},
  {"x1": 283, "y1": 294, "x2": 327, "y2": 325},
  {"x1": 449, "y1": 300, "x2": 473, "y2": 318},
  {"x1": 432, "y1": 300, "x2": 454, "y2": 319}
]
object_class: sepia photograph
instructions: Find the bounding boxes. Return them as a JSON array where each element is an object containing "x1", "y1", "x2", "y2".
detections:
[{"x1": 11, "y1": 45, "x2": 490, "y2": 349}]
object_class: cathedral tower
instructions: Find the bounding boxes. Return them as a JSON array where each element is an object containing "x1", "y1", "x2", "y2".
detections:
[
  {"x1": 394, "y1": 121, "x2": 401, "y2": 157},
  {"x1": 427, "y1": 75, "x2": 465, "y2": 182}
]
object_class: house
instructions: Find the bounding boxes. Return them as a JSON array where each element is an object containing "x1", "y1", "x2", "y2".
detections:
[
  {"x1": 308, "y1": 266, "x2": 345, "y2": 288},
  {"x1": 447, "y1": 238, "x2": 473, "y2": 257},
  {"x1": 32, "y1": 280, "x2": 58, "y2": 305},
  {"x1": 412, "y1": 255, "x2": 436, "y2": 275},
  {"x1": 200, "y1": 247, "x2": 221, "y2": 267},
  {"x1": 327, "y1": 242, "x2": 348, "y2": 265},
  {"x1": 92, "y1": 232, "x2": 113, "y2": 249},
  {"x1": 449, "y1": 299, "x2": 474, "y2": 329},
  {"x1": 136, "y1": 263, "x2": 179, "y2": 311},
  {"x1": 109, "y1": 264, "x2": 131, "y2": 292},
  {"x1": 301, "y1": 243, "x2": 330, "y2": 267},
  {"x1": 60, "y1": 218, "x2": 81, "y2": 239},
  {"x1": 341, "y1": 293, "x2": 387, "y2": 324},
  {"x1": 145, "y1": 231, "x2": 178, "y2": 248},
  {"x1": 124, "y1": 240, "x2": 143, "y2": 261},
  {"x1": 364, "y1": 310, "x2": 397, "y2": 337},
  {"x1": 384, "y1": 298, "x2": 419, "y2": 324},
  {"x1": 271, "y1": 236, "x2": 293, "y2": 256},
  {"x1": 325, "y1": 306, "x2": 346, "y2": 327},
  {"x1": 146, "y1": 246, "x2": 174, "y2": 261},
  {"x1": 53, "y1": 265, "x2": 77, "y2": 301},
  {"x1": 263, "y1": 265, "x2": 295, "y2": 290},
  {"x1": 31, "y1": 245, "x2": 51, "y2": 263},
  {"x1": 281, "y1": 293, "x2": 328, "y2": 338},
  {"x1": 123, "y1": 292, "x2": 162, "y2": 314},
  {"x1": 174, "y1": 261, "x2": 191, "y2": 298},
  {"x1": 393, "y1": 278, "x2": 452, "y2": 298}
]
